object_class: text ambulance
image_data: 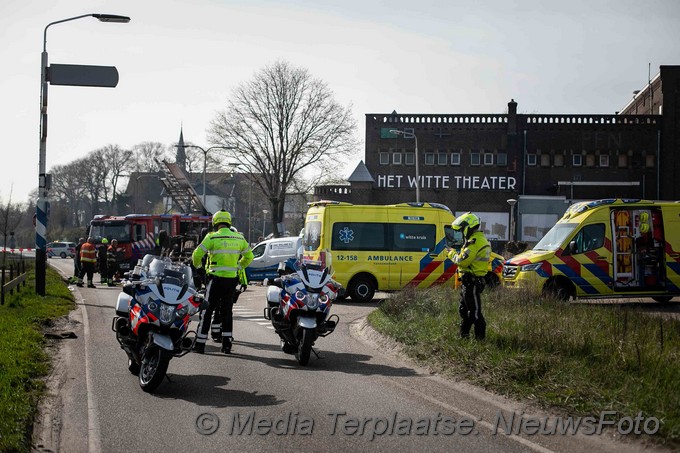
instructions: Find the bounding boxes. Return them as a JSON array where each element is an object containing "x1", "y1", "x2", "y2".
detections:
[
  {"x1": 503, "y1": 199, "x2": 680, "y2": 302},
  {"x1": 302, "y1": 201, "x2": 504, "y2": 302}
]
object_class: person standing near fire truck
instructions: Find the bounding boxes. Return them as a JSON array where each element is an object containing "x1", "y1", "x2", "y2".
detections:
[
  {"x1": 77, "y1": 237, "x2": 98, "y2": 288},
  {"x1": 192, "y1": 211, "x2": 253, "y2": 354}
]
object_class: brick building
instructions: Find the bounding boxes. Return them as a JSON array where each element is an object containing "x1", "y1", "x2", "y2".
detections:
[{"x1": 315, "y1": 65, "x2": 680, "y2": 244}]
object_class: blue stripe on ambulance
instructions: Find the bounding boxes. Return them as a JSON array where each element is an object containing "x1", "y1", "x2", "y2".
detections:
[{"x1": 553, "y1": 264, "x2": 599, "y2": 294}]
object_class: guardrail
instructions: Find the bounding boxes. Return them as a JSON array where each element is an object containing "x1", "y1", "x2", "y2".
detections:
[{"x1": 1, "y1": 256, "x2": 31, "y2": 305}]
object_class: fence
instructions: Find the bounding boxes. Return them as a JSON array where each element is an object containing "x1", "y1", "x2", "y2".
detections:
[{"x1": 1, "y1": 255, "x2": 31, "y2": 305}]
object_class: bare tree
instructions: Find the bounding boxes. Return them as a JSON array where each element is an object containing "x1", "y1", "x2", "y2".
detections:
[
  {"x1": 208, "y1": 60, "x2": 358, "y2": 237},
  {"x1": 131, "y1": 142, "x2": 170, "y2": 172}
]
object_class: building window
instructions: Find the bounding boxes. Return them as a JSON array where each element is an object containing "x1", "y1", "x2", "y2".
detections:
[
  {"x1": 599, "y1": 155, "x2": 609, "y2": 167},
  {"x1": 437, "y1": 151, "x2": 448, "y2": 166},
  {"x1": 424, "y1": 152, "x2": 435, "y2": 165},
  {"x1": 496, "y1": 152, "x2": 507, "y2": 166},
  {"x1": 573, "y1": 154, "x2": 582, "y2": 167},
  {"x1": 483, "y1": 153, "x2": 494, "y2": 166},
  {"x1": 451, "y1": 152, "x2": 461, "y2": 166},
  {"x1": 404, "y1": 152, "x2": 414, "y2": 165},
  {"x1": 554, "y1": 154, "x2": 564, "y2": 167},
  {"x1": 645, "y1": 154, "x2": 655, "y2": 167},
  {"x1": 540, "y1": 154, "x2": 551, "y2": 167},
  {"x1": 392, "y1": 152, "x2": 402, "y2": 165},
  {"x1": 379, "y1": 152, "x2": 389, "y2": 165},
  {"x1": 527, "y1": 154, "x2": 537, "y2": 166},
  {"x1": 470, "y1": 152, "x2": 481, "y2": 166},
  {"x1": 586, "y1": 155, "x2": 596, "y2": 167},
  {"x1": 618, "y1": 155, "x2": 628, "y2": 168}
]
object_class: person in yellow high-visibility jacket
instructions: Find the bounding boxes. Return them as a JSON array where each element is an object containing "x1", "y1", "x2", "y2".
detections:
[
  {"x1": 447, "y1": 212, "x2": 491, "y2": 340},
  {"x1": 192, "y1": 211, "x2": 253, "y2": 354}
]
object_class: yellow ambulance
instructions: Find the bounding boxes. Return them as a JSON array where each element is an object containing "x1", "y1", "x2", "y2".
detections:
[
  {"x1": 502, "y1": 199, "x2": 680, "y2": 302},
  {"x1": 302, "y1": 201, "x2": 505, "y2": 302}
]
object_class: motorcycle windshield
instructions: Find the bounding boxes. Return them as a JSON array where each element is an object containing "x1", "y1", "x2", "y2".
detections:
[{"x1": 147, "y1": 257, "x2": 192, "y2": 288}]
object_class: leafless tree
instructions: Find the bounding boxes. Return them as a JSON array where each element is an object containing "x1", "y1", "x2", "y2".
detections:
[
  {"x1": 132, "y1": 142, "x2": 170, "y2": 172},
  {"x1": 208, "y1": 60, "x2": 358, "y2": 237}
]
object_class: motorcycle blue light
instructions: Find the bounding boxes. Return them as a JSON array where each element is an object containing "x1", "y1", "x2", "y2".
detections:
[
  {"x1": 148, "y1": 302, "x2": 158, "y2": 311},
  {"x1": 319, "y1": 294, "x2": 329, "y2": 305},
  {"x1": 295, "y1": 290, "x2": 306, "y2": 301}
]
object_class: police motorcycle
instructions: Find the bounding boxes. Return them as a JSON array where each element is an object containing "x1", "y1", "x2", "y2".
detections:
[
  {"x1": 263, "y1": 249, "x2": 340, "y2": 366},
  {"x1": 111, "y1": 254, "x2": 207, "y2": 392}
]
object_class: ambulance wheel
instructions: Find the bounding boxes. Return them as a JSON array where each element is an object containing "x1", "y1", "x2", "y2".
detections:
[
  {"x1": 348, "y1": 275, "x2": 376, "y2": 302},
  {"x1": 543, "y1": 278, "x2": 573, "y2": 301},
  {"x1": 652, "y1": 296, "x2": 673, "y2": 303}
]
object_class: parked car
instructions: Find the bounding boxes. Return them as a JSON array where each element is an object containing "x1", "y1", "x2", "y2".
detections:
[{"x1": 47, "y1": 241, "x2": 76, "y2": 258}]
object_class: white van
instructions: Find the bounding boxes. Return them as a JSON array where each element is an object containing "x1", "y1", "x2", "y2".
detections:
[{"x1": 246, "y1": 236, "x2": 301, "y2": 281}]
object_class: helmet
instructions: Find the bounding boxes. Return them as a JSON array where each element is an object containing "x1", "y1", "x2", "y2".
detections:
[
  {"x1": 212, "y1": 210, "x2": 232, "y2": 226},
  {"x1": 101, "y1": 238, "x2": 109, "y2": 244},
  {"x1": 452, "y1": 212, "x2": 481, "y2": 238}
]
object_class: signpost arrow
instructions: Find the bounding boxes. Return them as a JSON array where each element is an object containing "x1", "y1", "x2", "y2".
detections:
[{"x1": 47, "y1": 64, "x2": 119, "y2": 87}]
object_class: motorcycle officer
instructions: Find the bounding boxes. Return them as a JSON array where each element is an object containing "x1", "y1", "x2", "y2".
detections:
[
  {"x1": 447, "y1": 212, "x2": 491, "y2": 340},
  {"x1": 192, "y1": 211, "x2": 253, "y2": 354}
]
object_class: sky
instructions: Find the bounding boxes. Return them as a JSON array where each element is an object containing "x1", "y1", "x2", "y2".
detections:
[{"x1": 1, "y1": 0, "x2": 678, "y2": 204}]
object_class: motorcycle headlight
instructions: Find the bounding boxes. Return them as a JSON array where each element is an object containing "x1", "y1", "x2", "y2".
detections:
[
  {"x1": 148, "y1": 301, "x2": 158, "y2": 311},
  {"x1": 160, "y1": 303, "x2": 175, "y2": 324},
  {"x1": 319, "y1": 294, "x2": 329, "y2": 305},
  {"x1": 521, "y1": 263, "x2": 543, "y2": 272},
  {"x1": 307, "y1": 294, "x2": 319, "y2": 310},
  {"x1": 295, "y1": 290, "x2": 306, "y2": 301}
]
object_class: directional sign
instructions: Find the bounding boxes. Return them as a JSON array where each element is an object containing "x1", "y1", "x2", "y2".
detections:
[{"x1": 47, "y1": 64, "x2": 119, "y2": 87}]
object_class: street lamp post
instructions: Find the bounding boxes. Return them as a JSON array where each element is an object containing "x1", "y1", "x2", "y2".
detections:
[
  {"x1": 507, "y1": 198, "x2": 517, "y2": 242},
  {"x1": 181, "y1": 145, "x2": 237, "y2": 213},
  {"x1": 36, "y1": 13, "x2": 130, "y2": 296},
  {"x1": 262, "y1": 210, "x2": 268, "y2": 238},
  {"x1": 389, "y1": 130, "x2": 420, "y2": 203}
]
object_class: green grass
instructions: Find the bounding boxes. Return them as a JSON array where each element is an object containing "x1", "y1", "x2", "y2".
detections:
[
  {"x1": 0, "y1": 266, "x2": 75, "y2": 452},
  {"x1": 368, "y1": 285, "x2": 680, "y2": 447}
]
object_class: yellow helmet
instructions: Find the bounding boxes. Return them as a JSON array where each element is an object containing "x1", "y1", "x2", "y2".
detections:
[
  {"x1": 452, "y1": 212, "x2": 481, "y2": 238},
  {"x1": 212, "y1": 210, "x2": 232, "y2": 226}
]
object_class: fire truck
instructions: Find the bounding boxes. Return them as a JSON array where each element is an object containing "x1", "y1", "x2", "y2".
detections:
[{"x1": 87, "y1": 213, "x2": 212, "y2": 271}]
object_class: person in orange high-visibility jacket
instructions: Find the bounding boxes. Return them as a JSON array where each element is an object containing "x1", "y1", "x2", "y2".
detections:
[
  {"x1": 447, "y1": 213, "x2": 491, "y2": 340},
  {"x1": 77, "y1": 237, "x2": 98, "y2": 288},
  {"x1": 192, "y1": 211, "x2": 254, "y2": 354}
]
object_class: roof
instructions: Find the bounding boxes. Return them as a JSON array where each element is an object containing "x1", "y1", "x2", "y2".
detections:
[{"x1": 347, "y1": 160, "x2": 375, "y2": 183}]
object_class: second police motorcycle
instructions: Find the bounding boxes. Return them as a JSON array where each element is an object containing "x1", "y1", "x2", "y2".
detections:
[{"x1": 264, "y1": 248, "x2": 340, "y2": 365}]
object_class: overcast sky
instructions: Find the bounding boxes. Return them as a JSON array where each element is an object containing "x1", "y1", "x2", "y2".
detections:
[{"x1": 1, "y1": 0, "x2": 678, "y2": 204}]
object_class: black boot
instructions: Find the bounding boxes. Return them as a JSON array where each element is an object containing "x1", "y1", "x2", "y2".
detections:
[
  {"x1": 221, "y1": 337, "x2": 232, "y2": 354},
  {"x1": 193, "y1": 342, "x2": 205, "y2": 354}
]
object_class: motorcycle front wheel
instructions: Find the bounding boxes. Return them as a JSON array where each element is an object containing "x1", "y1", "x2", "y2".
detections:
[
  {"x1": 139, "y1": 345, "x2": 170, "y2": 392},
  {"x1": 296, "y1": 327, "x2": 315, "y2": 366}
]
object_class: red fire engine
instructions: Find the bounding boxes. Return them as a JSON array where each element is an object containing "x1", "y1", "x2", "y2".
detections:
[{"x1": 87, "y1": 213, "x2": 212, "y2": 270}]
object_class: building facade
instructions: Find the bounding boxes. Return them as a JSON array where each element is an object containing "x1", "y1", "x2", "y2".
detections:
[{"x1": 316, "y1": 65, "x2": 680, "y2": 245}]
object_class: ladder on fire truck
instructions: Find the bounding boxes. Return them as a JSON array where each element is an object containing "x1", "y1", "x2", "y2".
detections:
[{"x1": 158, "y1": 160, "x2": 208, "y2": 215}]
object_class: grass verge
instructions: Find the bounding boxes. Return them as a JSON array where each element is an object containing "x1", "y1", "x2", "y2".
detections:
[
  {"x1": 0, "y1": 266, "x2": 75, "y2": 452},
  {"x1": 368, "y1": 285, "x2": 680, "y2": 448}
]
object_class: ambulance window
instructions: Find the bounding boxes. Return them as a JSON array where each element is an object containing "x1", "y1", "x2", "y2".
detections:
[
  {"x1": 331, "y1": 223, "x2": 387, "y2": 251},
  {"x1": 393, "y1": 224, "x2": 436, "y2": 252},
  {"x1": 303, "y1": 221, "x2": 322, "y2": 251},
  {"x1": 571, "y1": 224, "x2": 605, "y2": 254}
]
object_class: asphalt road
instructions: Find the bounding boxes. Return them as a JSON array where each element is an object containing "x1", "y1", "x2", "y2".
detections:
[{"x1": 37, "y1": 258, "x2": 668, "y2": 453}]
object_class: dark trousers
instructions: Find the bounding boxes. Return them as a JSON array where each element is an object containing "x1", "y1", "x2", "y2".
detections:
[
  {"x1": 196, "y1": 275, "x2": 238, "y2": 345},
  {"x1": 79, "y1": 262, "x2": 96, "y2": 284},
  {"x1": 459, "y1": 276, "x2": 486, "y2": 340}
]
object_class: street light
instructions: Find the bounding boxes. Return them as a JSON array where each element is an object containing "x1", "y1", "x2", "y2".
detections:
[
  {"x1": 36, "y1": 13, "x2": 130, "y2": 296},
  {"x1": 507, "y1": 198, "x2": 517, "y2": 242},
  {"x1": 389, "y1": 129, "x2": 420, "y2": 203},
  {"x1": 181, "y1": 145, "x2": 237, "y2": 211},
  {"x1": 262, "y1": 210, "x2": 269, "y2": 238}
]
